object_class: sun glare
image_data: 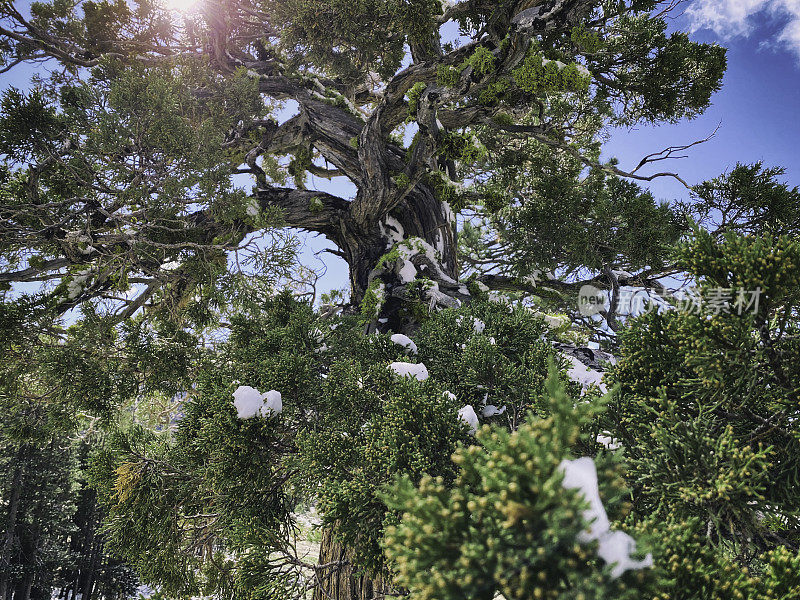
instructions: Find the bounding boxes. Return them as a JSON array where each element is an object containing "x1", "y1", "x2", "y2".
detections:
[{"x1": 164, "y1": 0, "x2": 199, "y2": 12}]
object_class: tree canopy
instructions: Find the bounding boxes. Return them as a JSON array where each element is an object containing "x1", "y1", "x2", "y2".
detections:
[{"x1": 3, "y1": 1, "x2": 800, "y2": 600}]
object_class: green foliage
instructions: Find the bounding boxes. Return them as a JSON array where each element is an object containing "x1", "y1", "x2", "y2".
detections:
[
  {"x1": 462, "y1": 45, "x2": 496, "y2": 77},
  {"x1": 424, "y1": 170, "x2": 462, "y2": 207},
  {"x1": 605, "y1": 228, "x2": 800, "y2": 561},
  {"x1": 691, "y1": 162, "x2": 800, "y2": 236},
  {"x1": 298, "y1": 364, "x2": 465, "y2": 574},
  {"x1": 267, "y1": 0, "x2": 440, "y2": 82},
  {"x1": 0, "y1": 0, "x2": 773, "y2": 598},
  {"x1": 512, "y1": 52, "x2": 589, "y2": 96},
  {"x1": 382, "y1": 368, "x2": 646, "y2": 600},
  {"x1": 477, "y1": 78, "x2": 510, "y2": 105},
  {"x1": 308, "y1": 196, "x2": 325, "y2": 212},
  {"x1": 631, "y1": 516, "x2": 800, "y2": 600},
  {"x1": 436, "y1": 64, "x2": 461, "y2": 88},
  {"x1": 85, "y1": 295, "x2": 573, "y2": 593},
  {"x1": 468, "y1": 141, "x2": 681, "y2": 289},
  {"x1": 0, "y1": 88, "x2": 64, "y2": 160},
  {"x1": 394, "y1": 172, "x2": 411, "y2": 189},
  {"x1": 360, "y1": 279, "x2": 386, "y2": 319},
  {"x1": 595, "y1": 14, "x2": 726, "y2": 123},
  {"x1": 438, "y1": 130, "x2": 486, "y2": 163},
  {"x1": 406, "y1": 82, "x2": 427, "y2": 117},
  {"x1": 288, "y1": 146, "x2": 314, "y2": 189},
  {"x1": 571, "y1": 25, "x2": 603, "y2": 54}
]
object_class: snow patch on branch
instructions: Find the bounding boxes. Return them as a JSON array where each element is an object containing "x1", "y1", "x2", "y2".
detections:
[
  {"x1": 560, "y1": 457, "x2": 653, "y2": 578},
  {"x1": 458, "y1": 405, "x2": 479, "y2": 435},
  {"x1": 561, "y1": 353, "x2": 608, "y2": 395},
  {"x1": 388, "y1": 361, "x2": 429, "y2": 381},
  {"x1": 233, "y1": 386, "x2": 283, "y2": 419},
  {"x1": 380, "y1": 216, "x2": 405, "y2": 248},
  {"x1": 66, "y1": 268, "x2": 93, "y2": 300},
  {"x1": 390, "y1": 333, "x2": 418, "y2": 355},
  {"x1": 481, "y1": 404, "x2": 506, "y2": 417},
  {"x1": 596, "y1": 432, "x2": 621, "y2": 450},
  {"x1": 394, "y1": 237, "x2": 456, "y2": 284}
]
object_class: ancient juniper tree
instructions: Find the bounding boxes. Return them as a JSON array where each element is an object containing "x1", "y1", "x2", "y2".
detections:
[
  {"x1": 0, "y1": 0, "x2": 724, "y2": 329},
  {"x1": 0, "y1": 1, "x2": 747, "y2": 599}
]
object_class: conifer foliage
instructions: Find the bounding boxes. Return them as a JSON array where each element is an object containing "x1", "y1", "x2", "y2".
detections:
[{"x1": 1, "y1": 0, "x2": 800, "y2": 599}]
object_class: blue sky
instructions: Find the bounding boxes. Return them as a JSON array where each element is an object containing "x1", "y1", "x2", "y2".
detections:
[{"x1": 603, "y1": 1, "x2": 800, "y2": 201}]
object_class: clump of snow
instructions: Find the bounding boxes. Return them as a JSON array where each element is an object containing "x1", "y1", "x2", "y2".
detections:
[
  {"x1": 66, "y1": 268, "x2": 92, "y2": 300},
  {"x1": 442, "y1": 390, "x2": 457, "y2": 401},
  {"x1": 596, "y1": 432, "x2": 621, "y2": 450},
  {"x1": 560, "y1": 457, "x2": 610, "y2": 541},
  {"x1": 456, "y1": 316, "x2": 485, "y2": 334},
  {"x1": 381, "y1": 216, "x2": 405, "y2": 248},
  {"x1": 246, "y1": 198, "x2": 260, "y2": 217},
  {"x1": 259, "y1": 390, "x2": 283, "y2": 416},
  {"x1": 596, "y1": 531, "x2": 653, "y2": 578},
  {"x1": 390, "y1": 333, "x2": 418, "y2": 355},
  {"x1": 397, "y1": 259, "x2": 418, "y2": 284},
  {"x1": 161, "y1": 261, "x2": 180, "y2": 271},
  {"x1": 388, "y1": 362, "x2": 429, "y2": 381},
  {"x1": 458, "y1": 405, "x2": 479, "y2": 435},
  {"x1": 233, "y1": 386, "x2": 283, "y2": 419},
  {"x1": 233, "y1": 386, "x2": 264, "y2": 419},
  {"x1": 561, "y1": 353, "x2": 608, "y2": 395},
  {"x1": 482, "y1": 404, "x2": 506, "y2": 418},
  {"x1": 560, "y1": 457, "x2": 653, "y2": 578}
]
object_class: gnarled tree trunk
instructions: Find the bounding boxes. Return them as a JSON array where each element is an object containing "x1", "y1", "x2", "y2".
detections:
[{"x1": 312, "y1": 528, "x2": 388, "y2": 600}]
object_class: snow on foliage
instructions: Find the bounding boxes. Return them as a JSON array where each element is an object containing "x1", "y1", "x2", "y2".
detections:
[
  {"x1": 388, "y1": 362, "x2": 429, "y2": 381},
  {"x1": 458, "y1": 405, "x2": 479, "y2": 435},
  {"x1": 543, "y1": 314, "x2": 567, "y2": 329},
  {"x1": 481, "y1": 404, "x2": 506, "y2": 417},
  {"x1": 246, "y1": 197, "x2": 260, "y2": 217},
  {"x1": 259, "y1": 390, "x2": 283, "y2": 416},
  {"x1": 456, "y1": 316, "x2": 486, "y2": 333},
  {"x1": 561, "y1": 353, "x2": 608, "y2": 394},
  {"x1": 596, "y1": 432, "x2": 621, "y2": 450},
  {"x1": 66, "y1": 269, "x2": 92, "y2": 300},
  {"x1": 390, "y1": 333, "x2": 418, "y2": 355},
  {"x1": 232, "y1": 386, "x2": 282, "y2": 419},
  {"x1": 560, "y1": 457, "x2": 653, "y2": 578}
]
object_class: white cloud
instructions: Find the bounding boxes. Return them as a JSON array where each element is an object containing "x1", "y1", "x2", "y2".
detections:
[{"x1": 687, "y1": 0, "x2": 800, "y2": 58}]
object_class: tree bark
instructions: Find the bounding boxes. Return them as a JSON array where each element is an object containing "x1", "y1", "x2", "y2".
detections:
[
  {"x1": 0, "y1": 448, "x2": 26, "y2": 600},
  {"x1": 313, "y1": 528, "x2": 388, "y2": 600}
]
